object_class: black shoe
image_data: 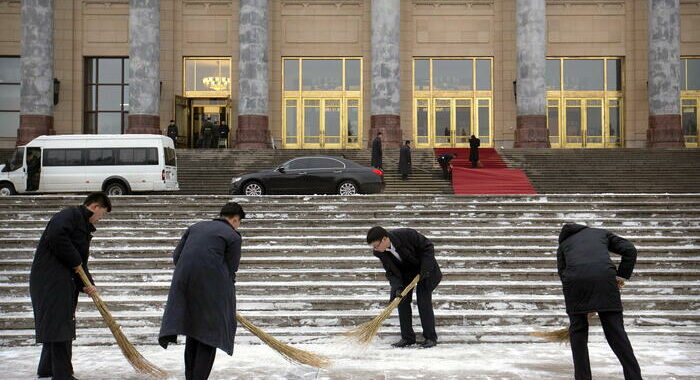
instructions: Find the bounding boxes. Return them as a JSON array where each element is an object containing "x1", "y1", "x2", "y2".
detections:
[
  {"x1": 420, "y1": 339, "x2": 437, "y2": 348},
  {"x1": 391, "y1": 338, "x2": 416, "y2": 348}
]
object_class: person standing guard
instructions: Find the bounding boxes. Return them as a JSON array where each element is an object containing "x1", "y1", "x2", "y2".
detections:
[
  {"x1": 217, "y1": 121, "x2": 230, "y2": 148},
  {"x1": 468, "y1": 134, "x2": 480, "y2": 168},
  {"x1": 371, "y1": 131, "x2": 383, "y2": 170},
  {"x1": 200, "y1": 117, "x2": 214, "y2": 149},
  {"x1": 30, "y1": 192, "x2": 111, "y2": 380},
  {"x1": 167, "y1": 120, "x2": 179, "y2": 146},
  {"x1": 557, "y1": 223, "x2": 643, "y2": 380},
  {"x1": 159, "y1": 202, "x2": 246, "y2": 380},
  {"x1": 398, "y1": 140, "x2": 412, "y2": 180},
  {"x1": 366, "y1": 226, "x2": 442, "y2": 348}
]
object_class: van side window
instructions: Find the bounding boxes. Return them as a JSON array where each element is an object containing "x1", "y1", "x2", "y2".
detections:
[
  {"x1": 87, "y1": 148, "x2": 115, "y2": 166},
  {"x1": 164, "y1": 148, "x2": 176, "y2": 167},
  {"x1": 117, "y1": 148, "x2": 158, "y2": 165},
  {"x1": 43, "y1": 149, "x2": 83, "y2": 166}
]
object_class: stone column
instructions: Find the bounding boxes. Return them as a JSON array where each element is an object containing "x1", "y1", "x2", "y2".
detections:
[
  {"x1": 236, "y1": 0, "x2": 271, "y2": 149},
  {"x1": 17, "y1": 0, "x2": 56, "y2": 145},
  {"x1": 369, "y1": 0, "x2": 401, "y2": 148},
  {"x1": 126, "y1": 0, "x2": 161, "y2": 134},
  {"x1": 513, "y1": 0, "x2": 549, "y2": 148},
  {"x1": 647, "y1": 0, "x2": 684, "y2": 147}
]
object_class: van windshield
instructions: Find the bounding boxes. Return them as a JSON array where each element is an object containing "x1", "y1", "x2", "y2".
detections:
[
  {"x1": 7, "y1": 148, "x2": 24, "y2": 171},
  {"x1": 164, "y1": 148, "x2": 177, "y2": 167}
]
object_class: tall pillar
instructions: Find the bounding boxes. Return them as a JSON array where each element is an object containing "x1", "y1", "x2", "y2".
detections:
[
  {"x1": 369, "y1": 0, "x2": 401, "y2": 148},
  {"x1": 17, "y1": 0, "x2": 56, "y2": 145},
  {"x1": 236, "y1": 0, "x2": 271, "y2": 149},
  {"x1": 126, "y1": 0, "x2": 161, "y2": 134},
  {"x1": 513, "y1": 0, "x2": 549, "y2": 148},
  {"x1": 647, "y1": 0, "x2": 684, "y2": 147}
]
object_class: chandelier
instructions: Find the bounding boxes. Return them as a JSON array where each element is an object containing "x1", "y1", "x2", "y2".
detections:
[{"x1": 202, "y1": 76, "x2": 230, "y2": 91}]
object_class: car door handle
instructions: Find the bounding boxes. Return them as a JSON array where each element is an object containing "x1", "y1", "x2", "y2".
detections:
[
  {"x1": 333, "y1": 170, "x2": 342, "y2": 173},
  {"x1": 299, "y1": 172, "x2": 307, "y2": 175}
]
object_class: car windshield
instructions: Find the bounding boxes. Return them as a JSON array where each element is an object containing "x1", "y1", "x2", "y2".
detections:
[{"x1": 7, "y1": 148, "x2": 24, "y2": 171}]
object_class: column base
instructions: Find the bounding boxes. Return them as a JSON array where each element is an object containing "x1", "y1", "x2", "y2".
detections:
[
  {"x1": 235, "y1": 115, "x2": 271, "y2": 149},
  {"x1": 126, "y1": 114, "x2": 161, "y2": 135},
  {"x1": 17, "y1": 115, "x2": 55, "y2": 146},
  {"x1": 647, "y1": 114, "x2": 684, "y2": 148},
  {"x1": 514, "y1": 115, "x2": 550, "y2": 148},
  {"x1": 368, "y1": 114, "x2": 402, "y2": 148}
]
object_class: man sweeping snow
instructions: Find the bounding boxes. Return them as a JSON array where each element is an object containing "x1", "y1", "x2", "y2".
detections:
[{"x1": 557, "y1": 223, "x2": 642, "y2": 380}]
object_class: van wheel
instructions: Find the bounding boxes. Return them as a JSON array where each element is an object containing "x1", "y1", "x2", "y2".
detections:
[
  {"x1": 338, "y1": 180, "x2": 358, "y2": 195},
  {"x1": 243, "y1": 181, "x2": 264, "y2": 196},
  {"x1": 105, "y1": 182, "x2": 128, "y2": 196},
  {"x1": 0, "y1": 183, "x2": 16, "y2": 196}
]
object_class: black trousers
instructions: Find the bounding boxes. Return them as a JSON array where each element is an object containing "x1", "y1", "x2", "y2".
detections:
[
  {"x1": 568, "y1": 311, "x2": 642, "y2": 380},
  {"x1": 185, "y1": 336, "x2": 217, "y2": 380},
  {"x1": 37, "y1": 341, "x2": 73, "y2": 379},
  {"x1": 439, "y1": 163, "x2": 449, "y2": 179},
  {"x1": 397, "y1": 280, "x2": 437, "y2": 342}
]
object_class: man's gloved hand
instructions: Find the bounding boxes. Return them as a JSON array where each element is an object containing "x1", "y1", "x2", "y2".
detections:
[{"x1": 394, "y1": 287, "x2": 405, "y2": 298}]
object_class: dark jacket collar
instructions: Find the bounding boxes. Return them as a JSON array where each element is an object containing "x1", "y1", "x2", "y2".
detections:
[
  {"x1": 214, "y1": 218, "x2": 240, "y2": 235},
  {"x1": 559, "y1": 223, "x2": 588, "y2": 244},
  {"x1": 79, "y1": 206, "x2": 97, "y2": 233}
]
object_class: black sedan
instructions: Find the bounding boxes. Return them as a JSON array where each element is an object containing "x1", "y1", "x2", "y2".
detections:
[{"x1": 230, "y1": 156, "x2": 385, "y2": 195}]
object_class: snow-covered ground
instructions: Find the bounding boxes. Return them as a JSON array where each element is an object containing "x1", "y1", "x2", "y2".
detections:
[{"x1": 1, "y1": 339, "x2": 698, "y2": 379}]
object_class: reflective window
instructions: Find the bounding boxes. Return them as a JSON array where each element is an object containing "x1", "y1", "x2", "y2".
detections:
[
  {"x1": 43, "y1": 149, "x2": 83, "y2": 166},
  {"x1": 685, "y1": 58, "x2": 700, "y2": 90},
  {"x1": 184, "y1": 58, "x2": 231, "y2": 95},
  {"x1": 284, "y1": 59, "x2": 299, "y2": 91},
  {"x1": 306, "y1": 157, "x2": 344, "y2": 169},
  {"x1": 85, "y1": 57, "x2": 129, "y2": 134},
  {"x1": 476, "y1": 59, "x2": 491, "y2": 90},
  {"x1": 546, "y1": 59, "x2": 561, "y2": 91},
  {"x1": 288, "y1": 158, "x2": 311, "y2": 170},
  {"x1": 345, "y1": 59, "x2": 361, "y2": 91},
  {"x1": 607, "y1": 59, "x2": 622, "y2": 91},
  {"x1": 302, "y1": 59, "x2": 342, "y2": 91},
  {"x1": 414, "y1": 59, "x2": 430, "y2": 91},
  {"x1": 564, "y1": 59, "x2": 604, "y2": 91},
  {"x1": 433, "y1": 59, "x2": 472, "y2": 91},
  {"x1": 0, "y1": 56, "x2": 20, "y2": 138}
]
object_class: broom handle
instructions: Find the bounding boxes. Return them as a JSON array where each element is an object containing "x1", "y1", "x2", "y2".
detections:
[{"x1": 398, "y1": 274, "x2": 421, "y2": 299}]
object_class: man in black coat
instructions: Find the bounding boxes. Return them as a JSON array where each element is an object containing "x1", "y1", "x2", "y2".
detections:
[
  {"x1": 167, "y1": 120, "x2": 179, "y2": 146},
  {"x1": 557, "y1": 223, "x2": 642, "y2": 380},
  {"x1": 398, "y1": 140, "x2": 412, "y2": 180},
  {"x1": 367, "y1": 226, "x2": 442, "y2": 348},
  {"x1": 468, "y1": 135, "x2": 480, "y2": 168},
  {"x1": 437, "y1": 153, "x2": 457, "y2": 180},
  {"x1": 159, "y1": 202, "x2": 245, "y2": 380},
  {"x1": 217, "y1": 122, "x2": 230, "y2": 148},
  {"x1": 30, "y1": 192, "x2": 112, "y2": 380},
  {"x1": 371, "y1": 131, "x2": 383, "y2": 170}
]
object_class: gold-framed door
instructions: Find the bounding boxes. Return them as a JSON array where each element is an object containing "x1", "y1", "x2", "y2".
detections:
[
  {"x1": 299, "y1": 98, "x2": 345, "y2": 149},
  {"x1": 682, "y1": 97, "x2": 699, "y2": 147},
  {"x1": 189, "y1": 99, "x2": 231, "y2": 148},
  {"x1": 561, "y1": 98, "x2": 605, "y2": 148}
]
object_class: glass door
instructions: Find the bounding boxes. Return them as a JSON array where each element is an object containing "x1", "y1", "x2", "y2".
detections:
[
  {"x1": 682, "y1": 98, "x2": 699, "y2": 147},
  {"x1": 433, "y1": 99, "x2": 452, "y2": 146}
]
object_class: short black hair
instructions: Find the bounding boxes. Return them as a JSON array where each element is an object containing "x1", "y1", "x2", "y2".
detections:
[
  {"x1": 170, "y1": 120, "x2": 175, "y2": 123},
  {"x1": 83, "y1": 192, "x2": 112, "y2": 212},
  {"x1": 366, "y1": 226, "x2": 389, "y2": 244},
  {"x1": 377, "y1": 132, "x2": 383, "y2": 136},
  {"x1": 405, "y1": 140, "x2": 411, "y2": 145},
  {"x1": 220, "y1": 202, "x2": 246, "y2": 219}
]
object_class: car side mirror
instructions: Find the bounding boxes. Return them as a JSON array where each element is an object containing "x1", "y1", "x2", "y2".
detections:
[
  {"x1": 1, "y1": 161, "x2": 9, "y2": 172},
  {"x1": 277, "y1": 167, "x2": 286, "y2": 173}
]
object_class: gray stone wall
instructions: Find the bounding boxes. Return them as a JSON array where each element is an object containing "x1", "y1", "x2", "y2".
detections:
[
  {"x1": 516, "y1": 0, "x2": 546, "y2": 116},
  {"x1": 238, "y1": 0, "x2": 268, "y2": 116},
  {"x1": 371, "y1": 0, "x2": 400, "y2": 116},
  {"x1": 129, "y1": 0, "x2": 160, "y2": 116},
  {"x1": 648, "y1": 0, "x2": 680, "y2": 116},
  {"x1": 20, "y1": 0, "x2": 54, "y2": 116}
]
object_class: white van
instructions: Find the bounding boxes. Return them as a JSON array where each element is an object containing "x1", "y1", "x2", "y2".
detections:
[{"x1": 0, "y1": 134, "x2": 179, "y2": 196}]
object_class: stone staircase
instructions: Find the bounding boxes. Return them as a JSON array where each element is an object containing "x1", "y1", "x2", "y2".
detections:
[
  {"x1": 174, "y1": 149, "x2": 452, "y2": 195},
  {"x1": 500, "y1": 148, "x2": 700, "y2": 193},
  {"x1": 0, "y1": 194, "x2": 698, "y2": 347}
]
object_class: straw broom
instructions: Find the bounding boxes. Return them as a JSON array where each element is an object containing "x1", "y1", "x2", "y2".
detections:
[
  {"x1": 235, "y1": 313, "x2": 330, "y2": 368},
  {"x1": 530, "y1": 313, "x2": 596, "y2": 343},
  {"x1": 343, "y1": 274, "x2": 422, "y2": 345},
  {"x1": 75, "y1": 267, "x2": 168, "y2": 379}
]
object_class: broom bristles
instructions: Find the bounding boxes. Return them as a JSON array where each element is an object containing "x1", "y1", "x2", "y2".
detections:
[
  {"x1": 76, "y1": 267, "x2": 169, "y2": 379},
  {"x1": 236, "y1": 313, "x2": 330, "y2": 368},
  {"x1": 530, "y1": 327, "x2": 570, "y2": 343},
  {"x1": 343, "y1": 274, "x2": 422, "y2": 345}
]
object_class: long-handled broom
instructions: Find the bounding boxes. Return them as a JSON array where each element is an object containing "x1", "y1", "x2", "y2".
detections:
[
  {"x1": 530, "y1": 313, "x2": 596, "y2": 343},
  {"x1": 235, "y1": 313, "x2": 330, "y2": 368},
  {"x1": 343, "y1": 274, "x2": 422, "y2": 345},
  {"x1": 75, "y1": 267, "x2": 168, "y2": 379}
]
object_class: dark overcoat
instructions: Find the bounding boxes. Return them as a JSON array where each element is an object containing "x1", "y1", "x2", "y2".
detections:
[
  {"x1": 557, "y1": 223, "x2": 637, "y2": 314},
  {"x1": 167, "y1": 124, "x2": 179, "y2": 140},
  {"x1": 30, "y1": 206, "x2": 95, "y2": 343},
  {"x1": 373, "y1": 228, "x2": 442, "y2": 298},
  {"x1": 371, "y1": 137, "x2": 383, "y2": 168},
  {"x1": 469, "y1": 137, "x2": 480, "y2": 162},
  {"x1": 398, "y1": 145, "x2": 412, "y2": 175},
  {"x1": 159, "y1": 219, "x2": 242, "y2": 355}
]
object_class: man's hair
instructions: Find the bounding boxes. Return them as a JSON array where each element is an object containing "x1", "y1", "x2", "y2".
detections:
[
  {"x1": 366, "y1": 226, "x2": 389, "y2": 244},
  {"x1": 377, "y1": 132, "x2": 383, "y2": 136},
  {"x1": 220, "y1": 202, "x2": 246, "y2": 219},
  {"x1": 405, "y1": 140, "x2": 411, "y2": 145},
  {"x1": 83, "y1": 192, "x2": 112, "y2": 212},
  {"x1": 170, "y1": 119, "x2": 175, "y2": 123}
]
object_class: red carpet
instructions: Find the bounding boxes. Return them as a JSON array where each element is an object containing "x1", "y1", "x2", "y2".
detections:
[{"x1": 434, "y1": 148, "x2": 537, "y2": 194}]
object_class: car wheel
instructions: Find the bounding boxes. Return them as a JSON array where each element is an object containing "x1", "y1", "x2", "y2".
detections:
[
  {"x1": 0, "y1": 183, "x2": 16, "y2": 196},
  {"x1": 243, "y1": 181, "x2": 264, "y2": 196},
  {"x1": 105, "y1": 181, "x2": 128, "y2": 196},
  {"x1": 338, "y1": 180, "x2": 358, "y2": 195}
]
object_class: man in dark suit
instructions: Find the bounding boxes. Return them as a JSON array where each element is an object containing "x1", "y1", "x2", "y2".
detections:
[
  {"x1": 30, "y1": 192, "x2": 111, "y2": 379},
  {"x1": 167, "y1": 120, "x2": 179, "y2": 146},
  {"x1": 437, "y1": 153, "x2": 457, "y2": 180},
  {"x1": 371, "y1": 132, "x2": 383, "y2": 170},
  {"x1": 557, "y1": 223, "x2": 642, "y2": 380},
  {"x1": 366, "y1": 226, "x2": 442, "y2": 348},
  {"x1": 159, "y1": 202, "x2": 245, "y2": 380}
]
